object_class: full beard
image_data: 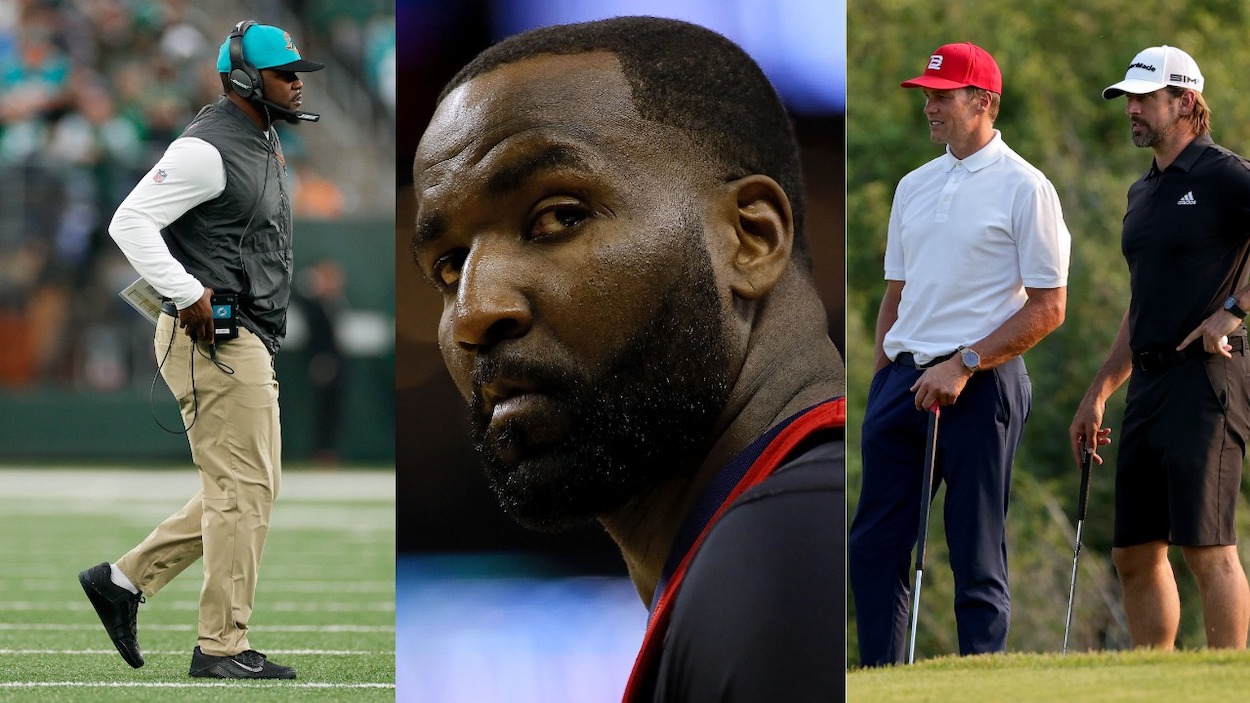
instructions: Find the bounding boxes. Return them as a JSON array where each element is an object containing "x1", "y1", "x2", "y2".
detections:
[
  {"x1": 468, "y1": 234, "x2": 733, "y2": 531},
  {"x1": 1132, "y1": 121, "x2": 1164, "y2": 148},
  {"x1": 1131, "y1": 110, "x2": 1179, "y2": 148}
]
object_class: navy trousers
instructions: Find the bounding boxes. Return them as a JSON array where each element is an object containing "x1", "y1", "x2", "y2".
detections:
[{"x1": 849, "y1": 356, "x2": 1031, "y2": 666}]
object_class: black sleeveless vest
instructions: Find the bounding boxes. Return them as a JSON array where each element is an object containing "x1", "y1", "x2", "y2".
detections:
[{"x1": 161, "y1": 97, "x2": 292, "y2": 352}]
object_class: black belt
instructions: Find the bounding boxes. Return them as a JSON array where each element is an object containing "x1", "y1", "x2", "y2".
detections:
[
  {"x1": 160, "y1": 300, "x2": 178, "y2": 317},
  {"x1": 894, "y1": 351, "x2": 956, "y2": 369},
  {"x1": 1133, "y1": 336, "x2": 1246, "y2": 372}
]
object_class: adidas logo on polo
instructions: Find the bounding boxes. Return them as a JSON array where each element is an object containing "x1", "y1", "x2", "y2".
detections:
[{"x1": 1177, "y1": 191, "x2": 1197, "y2": 205}]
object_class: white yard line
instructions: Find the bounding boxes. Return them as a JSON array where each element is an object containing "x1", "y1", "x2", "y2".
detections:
[
  {"x1": 0, "y1": 681, "x2": 394, "y2": 689},
  {"x1": 0, "y1": 601, "x2": 394, "y2": 612},
  {"x1": 0, "y1": 650, "x2": 390, "y2": 655},
  {"x1": 0, "y1": 468, "x2": 394, "y2": 502},
  {"x1": 0, "y1": 623, "x2": 393, "y2": 632},
  {"x1": 1, "y1": 564, "x2": 394, "y2": 580},
  {"x1": 8, "y1": 579, "x2": 394, "y2": 594},
  {"x1": 0, "y1": 648, "x2": 391, "y2": 655}
]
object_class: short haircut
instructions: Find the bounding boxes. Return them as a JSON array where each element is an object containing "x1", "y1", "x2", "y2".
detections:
[
  {"x1": 440, "y1": 16, "x2": 810, "y2": 266},
  {"x1": 965, "y1": 87, "x2": 1001, "y2": 122}
]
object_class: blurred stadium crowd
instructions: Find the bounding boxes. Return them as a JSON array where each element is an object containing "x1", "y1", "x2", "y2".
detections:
[{"x1": 0, "y1": 0, "x2": 392, "y2": 390}]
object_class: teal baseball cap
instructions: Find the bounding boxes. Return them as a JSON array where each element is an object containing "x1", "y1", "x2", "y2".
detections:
[{"x1": 216, "y1": 23, "x2": 325, "y2": 73}]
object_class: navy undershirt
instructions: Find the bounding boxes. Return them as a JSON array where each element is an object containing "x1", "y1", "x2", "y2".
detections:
[{"x1": 649, "y1": 403, "x2": 815, "y2": 614}]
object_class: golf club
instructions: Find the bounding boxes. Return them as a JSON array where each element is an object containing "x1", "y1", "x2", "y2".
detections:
[
  {"x1": 907, "y1": 402, "x2": 940, "y2": 665},
  {"x1": 1062, "y1": 437, "x2": 1094, "y2": 655}
]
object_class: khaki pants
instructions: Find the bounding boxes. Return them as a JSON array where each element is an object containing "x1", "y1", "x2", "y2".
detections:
[{"x1": 116, "y1": 314, "x2": 282, "y2": 656}]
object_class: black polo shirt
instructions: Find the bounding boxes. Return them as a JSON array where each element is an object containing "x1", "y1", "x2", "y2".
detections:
[{"x1": 1122, "y1": 134, "x2": 1250, "y2": 352}]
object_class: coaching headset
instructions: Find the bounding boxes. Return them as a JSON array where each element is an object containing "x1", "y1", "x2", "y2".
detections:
[{"x1": 227, "y1": 20, "x2": 321, "y2": 123}]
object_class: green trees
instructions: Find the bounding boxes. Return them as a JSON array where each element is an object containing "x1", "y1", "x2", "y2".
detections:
[{"x1": 847, "y1": 0, "x2": 1250, "y2": 661}]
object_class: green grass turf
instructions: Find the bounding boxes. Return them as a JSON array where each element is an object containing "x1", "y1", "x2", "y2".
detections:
[
  {"x1": 847, "y1": 650, "x2": 1250, "y2": 702},
  {"x1": 0, "y1": 466, "x2": 394, "y2": 702}
]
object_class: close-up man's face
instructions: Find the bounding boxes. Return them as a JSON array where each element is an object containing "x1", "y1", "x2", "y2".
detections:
[
  {"x1": 412, "y1": 52, "x2": 736, "y2": 529},
  {"x1": 261, "y1": 68, "x2": 304, "y2": 111},
  {"x1": 921, "y1": 87, "x2": 980, "y2": 146}
]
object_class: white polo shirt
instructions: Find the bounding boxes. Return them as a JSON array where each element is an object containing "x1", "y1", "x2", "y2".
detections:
[{"x1": 882, "y1": 130, "x2": 1071, "y2": 365}]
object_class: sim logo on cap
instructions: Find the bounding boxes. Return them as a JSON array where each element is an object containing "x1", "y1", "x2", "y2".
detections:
[{"x1": 928, "y1": 55, "x2": 943, "y2": 70}]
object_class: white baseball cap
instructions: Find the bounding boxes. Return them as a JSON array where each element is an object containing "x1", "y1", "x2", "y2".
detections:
[{"x1": 1103, "y1": 45, "x2": 1203, "y2": 99}]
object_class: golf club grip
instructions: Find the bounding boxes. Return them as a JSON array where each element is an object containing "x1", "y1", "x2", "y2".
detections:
[{"x1": 1077, "y1": 447, "x2": 1092, "y2": 522}]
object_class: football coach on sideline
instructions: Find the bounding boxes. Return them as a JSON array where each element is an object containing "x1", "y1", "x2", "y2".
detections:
[{"x1": 78, "y1": 20, "x2": 323, "y2": 680}]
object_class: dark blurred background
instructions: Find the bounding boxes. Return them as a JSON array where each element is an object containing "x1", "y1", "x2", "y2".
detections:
[
  {"x1": 395, "y1": 0, "x2": 845, "y2": 566},
  {"x1": 395, "y1": 3, "x2": 843, "y2": 699}
]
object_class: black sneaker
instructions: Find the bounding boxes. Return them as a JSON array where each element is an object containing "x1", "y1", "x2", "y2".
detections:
[
  {"x1": 78, "y1": 562, "x2": 144, "y2": 668},
  {"x1": 189, "y1": 646, "x2": 297, "y2": 679}
]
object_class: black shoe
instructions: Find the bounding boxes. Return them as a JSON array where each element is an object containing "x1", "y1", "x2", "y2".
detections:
[
  {"x1": 189, "y1": 646, "x2": 297, "y2": 679},
  {"x1": 78, "y1": 562, "x2": 144, "y2": 668}
]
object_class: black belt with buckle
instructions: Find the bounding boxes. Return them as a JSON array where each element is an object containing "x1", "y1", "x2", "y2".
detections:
[
  {"x1": 160, "y1": 300, "x2": 178, "y2": 317},
  {"x1": 895, "y1": 351, "x2": 956, "y2": 369},
  {"x1": 1133, "y1": 335, "x2": 1246, "y2": 372}
]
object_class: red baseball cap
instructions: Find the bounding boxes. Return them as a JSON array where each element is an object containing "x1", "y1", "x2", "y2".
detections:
[{"x1": 901, "y1": 42, "x2": 1002, "y2": 93}]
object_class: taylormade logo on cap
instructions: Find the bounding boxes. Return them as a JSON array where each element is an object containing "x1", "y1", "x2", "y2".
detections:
[{"x1": 1102, "y1": 45, "x2": 1203, "y2": 99}]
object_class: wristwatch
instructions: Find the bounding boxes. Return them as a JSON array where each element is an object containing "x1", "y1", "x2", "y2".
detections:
[
  {"x1": 1224, "y1": 295, "x2": 1247, "y2": 320},
  {"x1": 957, "y1": 345, "x2": 981, "y2": 373}
]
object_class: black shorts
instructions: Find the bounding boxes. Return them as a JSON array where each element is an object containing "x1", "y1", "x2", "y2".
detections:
[{"x1": 1115, "y1": 353, "x2": 1250, "y2": 547}]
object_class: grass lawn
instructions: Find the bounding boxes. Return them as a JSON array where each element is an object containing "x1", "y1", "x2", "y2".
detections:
[
  {"x1": 0, "y1": 466, "x2": 394, "y2": 702},
  {"x1": 848, "y1": 649, "x2": 1250, "y2": 702}
]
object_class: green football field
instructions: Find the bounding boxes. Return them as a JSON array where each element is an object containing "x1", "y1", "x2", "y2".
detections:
[{"x1": 0, "y1": 467, "x2": 395, "y2": 702}]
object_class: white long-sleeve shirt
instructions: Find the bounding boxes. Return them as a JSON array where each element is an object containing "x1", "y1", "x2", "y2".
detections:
[{"x1": 108, "y1": 136, "x2": 227, "y2": 310}]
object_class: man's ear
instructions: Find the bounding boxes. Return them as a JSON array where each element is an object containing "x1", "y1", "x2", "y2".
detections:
[
  {"x1": 977, "y1": 89, "x2": 992, "y2": 114},
  {"x1": 721, "y1": 174, "x2": 793, "y2": 301},
  {"x1": 1179, "y1": 88, "x2": 1196, "y2": 115}
]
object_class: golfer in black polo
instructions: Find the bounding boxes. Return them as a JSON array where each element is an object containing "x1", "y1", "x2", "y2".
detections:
[{"x1": 1071, "y1": 45, "x2": 1250, "y2": 650}]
